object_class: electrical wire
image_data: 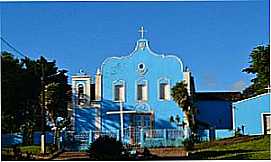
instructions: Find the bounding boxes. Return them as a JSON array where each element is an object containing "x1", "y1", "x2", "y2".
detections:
[{"x1": 0, "y1": 36, "x2": 28, "y2": 58}]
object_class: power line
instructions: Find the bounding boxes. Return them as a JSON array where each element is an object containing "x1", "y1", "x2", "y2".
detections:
[{"x1": 0, "y1": 36, "x2": 28, "y2": 58}]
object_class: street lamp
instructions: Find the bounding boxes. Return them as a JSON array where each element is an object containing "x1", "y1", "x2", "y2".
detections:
[{"x1": 40, "y1": 58, "x2": 67, "y2": 154}]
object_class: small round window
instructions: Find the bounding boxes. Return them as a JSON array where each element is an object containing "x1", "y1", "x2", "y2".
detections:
[{"x1": 138, "y1": 63, "x2": 145, "y2": 70}]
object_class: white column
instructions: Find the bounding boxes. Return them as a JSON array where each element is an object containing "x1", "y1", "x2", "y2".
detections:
[
  {"x1": 40, "y1": 134, "x2": 45, "y2": 154},
  {"x1": 95, "y1": 68, "x2": 102, "y2": 101},
  {"x1": 120, "y1": 102, "x2": 124, "y2": 142}
]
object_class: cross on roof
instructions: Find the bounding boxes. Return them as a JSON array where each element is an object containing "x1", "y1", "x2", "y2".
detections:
[
  {"x1": 138, "y1": 26, "x2": 147, "y2": 39},
  {"x1": 265, "y1": 85, "x2": 271, "y2": 93}
]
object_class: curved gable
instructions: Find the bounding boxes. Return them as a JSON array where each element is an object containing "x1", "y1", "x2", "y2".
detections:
[{"x1": 101, "y1": 39, "x2": 184, "y2": 74}]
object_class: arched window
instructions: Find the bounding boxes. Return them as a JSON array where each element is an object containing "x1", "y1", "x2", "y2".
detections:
[
  {"x1": 137, "y1": 80, "x2": 148, "y2": 102},
  {"x1": 158, "y1": 78, "x2": 170, "y2": 100},
  {"x1": 113, "y1": 80, "x2": 125, "y2": 102},
  {"x1": 78, "y1": 84, "x2": 84, "y2": 105}
]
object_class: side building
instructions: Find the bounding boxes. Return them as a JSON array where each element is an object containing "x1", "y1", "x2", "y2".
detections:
[
  {"x1": 233, "y1": 93, "x2": 270, "y2": 135},
  {"x1": 195, "y1": 92, "x2": 241, "y2": 140}
]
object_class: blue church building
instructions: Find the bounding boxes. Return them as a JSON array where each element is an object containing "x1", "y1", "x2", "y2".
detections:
[
  {"x1": 70, "y1": 27, "x2": 269, "y2": 149},
  {"x1": 71, "y1": 27, "x2": 195, "y2": 148}
]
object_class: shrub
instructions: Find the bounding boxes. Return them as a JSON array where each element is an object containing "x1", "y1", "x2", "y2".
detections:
[{"x1": 87, "y1": 135, "x2": 128, "y2": 160}]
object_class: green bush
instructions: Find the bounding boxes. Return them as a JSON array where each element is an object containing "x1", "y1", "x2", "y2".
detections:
[{"x1": 87, "y1": 135, "x2": 128, "y2": 160}]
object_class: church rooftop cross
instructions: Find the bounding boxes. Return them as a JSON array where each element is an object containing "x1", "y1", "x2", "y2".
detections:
[{"x1": 138, "y1": 26, "x2": 147, "y2": 39}]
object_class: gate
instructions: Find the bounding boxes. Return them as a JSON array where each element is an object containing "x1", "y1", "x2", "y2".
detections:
[
  {"x1": 123, "y1": 127, "x2": 142, "y2": 146},
  {"x1": 141, "y1": 129, "x2": 185, "y2": 148}
]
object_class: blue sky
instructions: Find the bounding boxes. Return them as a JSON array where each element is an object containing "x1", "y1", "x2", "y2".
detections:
[{"x1": 1, "y1": 1, "x2": 269, "y2": 92}]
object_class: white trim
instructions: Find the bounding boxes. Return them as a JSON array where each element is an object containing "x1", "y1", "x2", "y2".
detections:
[
  {"x1": 135, "y1": 79, "x2": 148, "y2": 103},
  {"x1": 261, "y1": 112, "x2": 271, "y2": 134},
  {"x1": 157, "y1": 77, "x2": 171, "y2": 101},
  {"x1": 106, "y1": 110, "x2": 137, "y2": 115},
  {"x1": 233, "y1": 93, "x2": 270, "y2": 105},
  {"x1": 95, "y1": 107, "x2": 101, "y2": 132},
  {"x1": 112, "y1": 80, "x2": 126, "y2": 102},
  {"x1": 100, "y1": 38, "x2": 184, "y2": 73}
]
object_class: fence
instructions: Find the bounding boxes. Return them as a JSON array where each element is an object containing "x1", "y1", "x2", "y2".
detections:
[
  {"x1": 141, "y1": 129, "x2": 185, "y2": 148},
  {"x1": 2, "y1": 129, "x2": 185, "y2": 151},
  {"x1": 63, "y1": 128, "x2": 185, "y2": 151},
  {"x1": 63, "y1": 130, "x2": 119, "y2": 151},
  {"x1": 1, "y1": 131, "x2": 58, "y2": 147}
]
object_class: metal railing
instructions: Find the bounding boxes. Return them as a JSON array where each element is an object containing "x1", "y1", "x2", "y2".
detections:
[
  {"x1": 62, "y1": 128, "x2": 185, "y2": 151},
  {"x1": 141, "y1": 129, "x2": 185, "y2": 148}
]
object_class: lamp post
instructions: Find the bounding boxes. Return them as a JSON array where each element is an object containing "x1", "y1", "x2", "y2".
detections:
[
  {"x1": 40, "y1": 59, "x2": 46, "y2": 154},
  {"x1": 40, "y1": 57, "x2": 67, "y2": 154}
]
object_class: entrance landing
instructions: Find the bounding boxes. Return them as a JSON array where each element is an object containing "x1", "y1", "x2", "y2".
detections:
[{"x1": 51, "y1": 152, "x2": 89, "y2": 160}]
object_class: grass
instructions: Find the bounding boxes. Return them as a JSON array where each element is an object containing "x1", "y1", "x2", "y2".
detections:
[
  {"x1": 189, "y1": 135, "x2": 270, "y2": 160},
  {"x1": 19, "y1": 145, "x2": 42, "y2": 154},
  {"x1": 1, "y1": 145, "x2": 57, "y2": 160},
  {"x1": 2, "y1": 145, "x2": 53, "y2": 156}
]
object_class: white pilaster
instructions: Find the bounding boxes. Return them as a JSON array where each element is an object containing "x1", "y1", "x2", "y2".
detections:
[{"x1": 95, "y1": 68, "x2": 102, "y2": 101}]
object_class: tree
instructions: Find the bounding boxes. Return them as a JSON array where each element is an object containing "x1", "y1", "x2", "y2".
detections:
[
  {"x1": 171, "y1": 81, "x2": 190, "y2": 112},
  {"x1": 45, "y1": 82, "x2": 69, "y2": 121},
  {"x1": 242, "y1": 45, "x2": 270, "y2": 98},
  {"x1": 1, "y1": 52, "x2": 71, "y2": 143},
  {"x1": 1, "y1": 52, "x2": 24, "y2": 133},
  {"x1": 171, "y1": 81, "x2": 196, "y2": 132}
]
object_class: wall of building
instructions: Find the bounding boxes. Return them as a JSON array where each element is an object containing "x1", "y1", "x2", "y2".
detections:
[
  {"x1": 1, "y1": 133, "x2": 23, "y2": 147},
  {"x1": 233, "y1": 93, "x2": 270, "y2": 135},
  {"x1": 101, "y1": 38, "x2": 185, "y2": 131},
  {"x1": 74, "y1": 107, "x2": 97, "y2": 132},
  {"x1": 196, "y1": 100, "x2": 233, "y2": 129}
]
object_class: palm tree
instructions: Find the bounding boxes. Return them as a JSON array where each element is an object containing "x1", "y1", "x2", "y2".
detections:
[{"x1": 171, "y1": 81, "x2": 194, "y2": 129}]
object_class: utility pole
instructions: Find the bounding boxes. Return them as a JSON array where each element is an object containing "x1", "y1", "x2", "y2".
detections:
[{"x1": 40, "y1": 57, "x2": 46, "y2": 154}]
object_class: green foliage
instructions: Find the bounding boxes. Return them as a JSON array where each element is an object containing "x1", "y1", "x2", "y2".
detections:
[
  {"x1": 87, "y1": 135, "x2": 128, "y2": 160},
  {"x1": 242, "y1": 45, "x2": 270, "y2": 98},
  {"x1": 171, "y1": 81, "x2": 197, "y2": 133},
  {"x1": 171, "y1": 81, "x2": 190, "y2": 112},
  {"x1": 1, "y1": 51, "x2": 71, "y2": 138}
]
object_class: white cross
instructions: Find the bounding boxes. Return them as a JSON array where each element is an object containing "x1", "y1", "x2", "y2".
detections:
[
  {"x1": 265, "y1": 85, "x2": 271, "y2": 93},
  {"x1": 138, "y1": 26, "x2": 147, "y2": 39},
  {"x1": 106, "y1": 102, "x2": 136, "y2": 141}
]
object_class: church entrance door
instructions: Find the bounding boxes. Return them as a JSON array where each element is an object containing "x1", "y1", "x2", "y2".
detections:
[{"x1": 128, "y1": 112, "x2": 154, "y2": 145}]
